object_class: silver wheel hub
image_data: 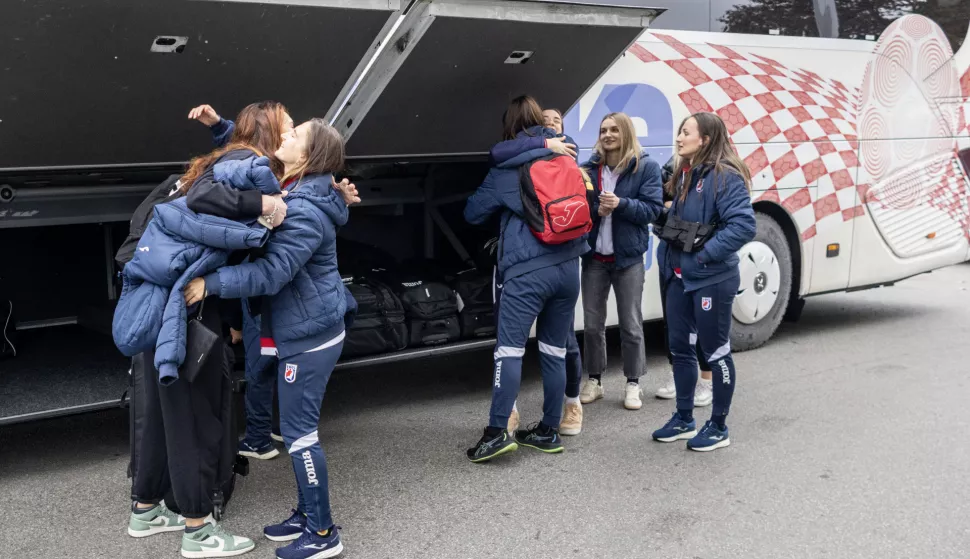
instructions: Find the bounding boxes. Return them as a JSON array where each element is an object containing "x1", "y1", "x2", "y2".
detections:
[{"x1": 733, "y1": 241, "x2": 781, "y2": 325}]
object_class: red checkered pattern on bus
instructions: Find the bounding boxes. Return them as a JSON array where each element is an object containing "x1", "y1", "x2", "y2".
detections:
[
  {"x1": 639, "y1": 32, "x2": 865, "y2": 240},
  {"x1": 633, "y1": 27, "x2": 970, "y2": 241}
]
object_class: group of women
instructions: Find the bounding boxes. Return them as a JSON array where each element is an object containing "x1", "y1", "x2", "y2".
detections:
[
  {"x1": 465, "y1": 96, "x2": 756, "y2": 462},
  {"x1": 123, "y1": 94, "x2": 755, "y2": 558}
]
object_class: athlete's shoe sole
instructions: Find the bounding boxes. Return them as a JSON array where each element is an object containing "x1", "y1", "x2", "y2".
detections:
[
  {"x1": 264, "y1": 532, "x2": 303, "y2": 543},
  {"x1": 467, "y1": 442, "x2": 519, "y2": 463},
  {"x1": 238, "y1": 448, "x2": 280, "y2": 460},
  {"x1": 516, "y1": 440, "x2": 564, "y2": 454},
  {"x1": 275, "y1": 542, "x2": 344, "y2": 559},
  {"x1": 182, "y1": 545, "x2": 255, "y2": 558},
  {"x1": 128, "y1": 524, "x2": 185, "y2": 538},
  {"x1": 688, "y1": 438, "x2": 731, "y2": 452},
  {"x1": 653, "y1": 429, "x2": 698, "y2": 443}
]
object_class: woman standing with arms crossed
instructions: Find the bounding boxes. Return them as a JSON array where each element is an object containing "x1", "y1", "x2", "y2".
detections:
[
  {"x1": 651, "y1": 112, "x2": 755, "y2": 452},
  {"x1": 578, "y1": 112, "x2": 664, "y2": 411},
  {"x1": 187, "y1": 119, "x2": 357, "y2": 558}
]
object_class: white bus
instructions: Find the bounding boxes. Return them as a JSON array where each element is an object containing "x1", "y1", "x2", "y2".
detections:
[{"x1": 2, "y1": 0, "x2": 968, "y2": 424}]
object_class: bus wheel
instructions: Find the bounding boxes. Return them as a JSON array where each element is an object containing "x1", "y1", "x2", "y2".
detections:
[{"x1": 731, "y1": 213, "x2": 793, "y2": 352}]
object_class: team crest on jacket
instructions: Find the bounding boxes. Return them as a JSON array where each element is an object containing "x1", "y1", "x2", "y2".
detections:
[
  {"x1": 701, "y1": 297, "x2": 712, "y2": 311},
  {"x1": 284, "y1": 363, "x2": 298, "y2": 383},
  {"x1": 696, "y1": 179, "x2": 704, "y2": 193}
]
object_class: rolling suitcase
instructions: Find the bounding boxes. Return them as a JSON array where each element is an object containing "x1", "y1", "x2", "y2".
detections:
[{"x1": 127, "y1": 345, "x2": 249, "y2": 520}]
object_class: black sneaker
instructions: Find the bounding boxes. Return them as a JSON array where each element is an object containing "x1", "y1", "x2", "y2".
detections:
[
  {"x1": 514, "y1": 423, "x2": 564, "y2": 454},
  {"x1": 466, "y1": 428, "x2": 519, "y2": 463}
]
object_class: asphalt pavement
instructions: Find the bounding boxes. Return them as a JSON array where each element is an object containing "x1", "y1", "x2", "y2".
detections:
[{"x1": 2, "y1": 264, "x2": 969, "y2": 559}]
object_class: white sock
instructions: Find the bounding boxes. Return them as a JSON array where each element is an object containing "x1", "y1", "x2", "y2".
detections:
[
  {"x1": 565, "y1": 396, "x2": 580, "y2": 406},
  {"x1": 699, "y1": 377, "x2": 713, "y2": 387},
  {"x1": 512, "y1": 401, "x2": 518, "y2": 412}
]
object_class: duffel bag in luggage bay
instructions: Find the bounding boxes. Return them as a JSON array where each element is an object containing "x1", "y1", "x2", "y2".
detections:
[
  {"x1": 453, "y1": 268, "x2": 495, "y2": 339},
  {"x1": 342, "y1": 277, "x2": 408, "y2": 358},
  {"x1": 395, "y1": 279, "x2": 461, "y2": 347}
]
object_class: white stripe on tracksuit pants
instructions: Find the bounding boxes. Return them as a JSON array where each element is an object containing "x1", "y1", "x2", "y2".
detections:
[{"x1": 489, "y1": 258, "x2": 581, "y2": 430}]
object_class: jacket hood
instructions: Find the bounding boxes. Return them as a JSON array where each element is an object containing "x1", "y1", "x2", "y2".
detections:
[
  {"x1": 285, "y1": 172, "x2": 349, "y2": 227},
  {"x1": 497, "y1": 126, "x2": 559, "y2": 169}
]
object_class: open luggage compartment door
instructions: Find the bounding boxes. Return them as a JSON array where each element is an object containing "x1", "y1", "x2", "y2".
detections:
[
  {"x1": 0, "y1": 0, "x2": 402, "y2": 170},
  {"x1": 335, "y1": 0, "x2": 661, "y2": 159}
]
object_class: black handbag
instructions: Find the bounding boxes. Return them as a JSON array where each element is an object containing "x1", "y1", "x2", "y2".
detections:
[
  {"x1": 181, "y1": 296, "x2": 222, "y2": 383},
  {"x1": 656, "y1": 212, "x2": 718, "y2": 253}
]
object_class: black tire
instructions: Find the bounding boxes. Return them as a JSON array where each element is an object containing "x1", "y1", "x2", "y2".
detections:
[{"x1": 730, "y1": 212, "x2": 793, "y2": 352}]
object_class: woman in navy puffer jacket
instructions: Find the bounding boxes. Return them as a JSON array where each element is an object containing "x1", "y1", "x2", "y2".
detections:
[
  {"x1": 186, "y1": 119, "x2": 357, "y2": 559},
  {"x1": 651, "y1": 112, "x2": 756, "y2": 453}
]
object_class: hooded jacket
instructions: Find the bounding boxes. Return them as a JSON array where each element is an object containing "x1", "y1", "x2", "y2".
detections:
[
  {"x1": 203, "y1": 163, "x2": 352, "y2": 360},
  {"x1": 112, "y1": 197, "x2": 269, "y2": 383},
  {"x1": 464, "y1": 126, "x2": 589, "y2": 281},
  {"x1": 658, "y1": 164, "x2": 757, "y2": 292}
]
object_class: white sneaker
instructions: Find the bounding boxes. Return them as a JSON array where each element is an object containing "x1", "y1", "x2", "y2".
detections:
[
  {"x1": 579, "y1": 378, "x2": 604, "y2": 404},
  {"x1": 655, "y1": 371, "x2": 676, "y2": 400},
  {"x1": 508, "y1": 408, "x2": 520, "y2": 433},
  {"x1": 560, "y1": 402, "x2": 583, "y2": 436},
  {"x1": 694, "y1": 379, "x2": 713, "y2": 407},
  {"x1": 624, "y1": 383, "x2": 643, "y2": 410}
]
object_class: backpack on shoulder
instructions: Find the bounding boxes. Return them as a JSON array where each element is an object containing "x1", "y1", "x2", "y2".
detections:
[
  {"x1": 518, "y1": 153, "x2": 593, "y2": 244},
  {"x1": 115, "y1": 174, "x2": 183, "y2": 269}
]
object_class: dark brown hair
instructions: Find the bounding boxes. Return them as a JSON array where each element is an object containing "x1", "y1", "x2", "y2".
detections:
[
  {"x1": 282, "y1": 118, "x2": 346, "y2": 187},
  {"x1": 180, "y1": 101, "x2": 290, "y2": 193},
  {"x1": 502, "y1": 95, "x2": 544, "y2": 141},
  {"x1": 666, "y1": 112, "x2": 752, "y2": 202}
]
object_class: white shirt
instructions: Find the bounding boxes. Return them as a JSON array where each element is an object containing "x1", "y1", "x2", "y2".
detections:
[{"x1": 594, "y1": 165, "x2": 620, "y2": 255}]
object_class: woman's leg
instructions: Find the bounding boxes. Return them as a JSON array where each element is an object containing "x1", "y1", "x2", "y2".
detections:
[
  {"x1": 580, "y1": 260, "x2": 611, "y2": 403},
  {"x1": 692, "y1": 275, "x2": 740, "y2": 428},
  {"x1": 612, "y1": 262, "x2": 647, "y2": 384},
  {"x1": 277, "y1": 340, "x2": 342, "y2": 534},
  {"x1": 665, "y1": 278, "x2": 699, "y2": 418},
  {"x1": 239, "y1": 298, "x2": 279, "y2": 457},
  {"x1": 534, "y1": 259, "x2": 580, "y2": 430}
]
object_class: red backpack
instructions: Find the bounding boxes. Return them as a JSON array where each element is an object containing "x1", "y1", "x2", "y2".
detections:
[{"x1": 518, "y1": 153, "x2": 593, "y2": 244}]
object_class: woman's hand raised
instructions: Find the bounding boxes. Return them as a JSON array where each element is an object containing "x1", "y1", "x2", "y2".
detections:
[
  {"x1": 188, "y1": 104, "x2": 221, "y2": 127},
  {"x1": 333, "y1": 178, "x2": 362, "y2": 206},
  {"x1": 184, "y1": 277, "x2": 207, "y2": 306}
]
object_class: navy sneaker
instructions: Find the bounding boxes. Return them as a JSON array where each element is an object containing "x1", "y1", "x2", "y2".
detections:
[
  {"x1": 514, "y1": 423, "x2": 564, "y2": 454},
  {"x1": 652, "y1": 413, "x2": 698, "y2": 443},
  {"x1": 466, "y1": 428, "x2": 518, "y2": 463},
  {"x1": 264, "y1": 509, "x2": 307, "y2": 542},
  {"x1": 275, "y1": 527, "x2": 343, "y2": 559},
  {"x1": 238, "y1": 439, "x2": 280, "y2": 460},
  {"x1": 687, "y1": 420, "x2": 731, "y2": 452}
]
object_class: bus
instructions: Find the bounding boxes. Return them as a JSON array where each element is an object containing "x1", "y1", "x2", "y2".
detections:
[{"x1": 2, "y1": 0, "x2": 968, "y2": 424}]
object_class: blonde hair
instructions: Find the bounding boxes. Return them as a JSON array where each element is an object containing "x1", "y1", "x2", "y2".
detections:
[
  {"x1": 592, "y1": 112, "x2": 642, "y2": 173},
  {"x1": 666, "y1": 112, "x2": 752, "y2": 202}
]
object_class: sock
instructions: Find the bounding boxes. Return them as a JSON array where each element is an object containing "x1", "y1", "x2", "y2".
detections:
[
  {"x1": 564, "y1": 396, "x2": 580, "y2": 406},
  {"x1": 133, "y1": 503, "x2": 156, "y2": 513},
  {"x1": 511, "y1": 401, "x2": 518, "y2": 412},
  {"x1": 185, "y1": 524, "x2": 206, "y2": 534},
  {"x1": 317, "y1": 528, "x2": 330, "y2": 537},
  {"x1": 699, "y1": 377, "x2": 712, "y2": 387},
  {"x1": 484, "y1": 426, "x2": 503, "y2": 438},
  {"x1": 712, "y1": 414, "x2": 727, "y2": 430},
  {"x1": 589, "y1": 374, "x2": 602, "y2": 384},
  {"x1": 626, "y1": 378, "x2": 639, "y2": 385},
  {"x1": 677, "y1": 409, "x2": 693, "y2": 422}
]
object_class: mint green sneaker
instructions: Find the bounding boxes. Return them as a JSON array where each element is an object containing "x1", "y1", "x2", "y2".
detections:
[
  {"x1": 128, "y1": 502, "x2": 186, "y2": 538},
  {"x1": 180, "y1": 521, "x2": 255, "y2": 558}
]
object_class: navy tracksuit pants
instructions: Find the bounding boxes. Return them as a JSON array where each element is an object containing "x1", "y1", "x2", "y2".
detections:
[
  {"x1": 278, "y1": 332, "x2": 344, "y2": 532},
  {"x1": 493, "y1": 267, "x2": 583, "y2": 401},
  {"x1": 665, "y1": 273, "x2": 739, "y2": 421},
  {"x1": 489, "y1": 259, "x2": 581, "y2": 430},
  {"x1": 241, "y1": 298, "x2": 278, "y2": 447}
]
